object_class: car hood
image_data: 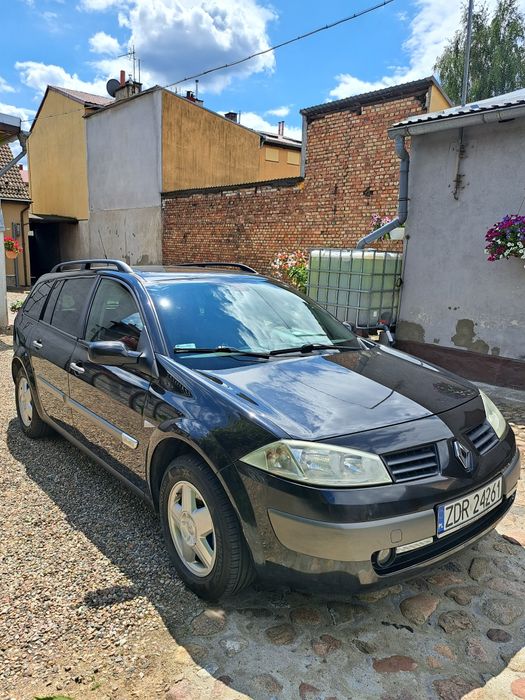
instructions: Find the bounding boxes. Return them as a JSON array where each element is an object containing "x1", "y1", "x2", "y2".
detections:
[{"x1": 200, "y1": 345, "x2": 478, "y2": 441}]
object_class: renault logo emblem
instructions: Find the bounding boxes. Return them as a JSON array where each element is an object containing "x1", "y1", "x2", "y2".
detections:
[{"x1": 454, "y1": 441, "x2": 476, "y2": 473}]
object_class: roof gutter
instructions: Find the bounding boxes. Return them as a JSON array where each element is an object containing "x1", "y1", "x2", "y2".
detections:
[
  {"x1": 388, "y1": 103, "x2": 525, "y2": 138},
  {"x1": 356, "y1": 135, "x2": 409, "y2": 249}
]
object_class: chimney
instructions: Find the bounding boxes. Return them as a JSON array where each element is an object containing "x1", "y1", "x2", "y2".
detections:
[
  {"x1": 225, "y1": 111, "x2": 238, "y2": 123},
  {"x1": 114, "y1": 70, "x2": 142, "y2": 101},
  {"x1": 278, "y1": 120, "x2": 285, "y2": 137}
]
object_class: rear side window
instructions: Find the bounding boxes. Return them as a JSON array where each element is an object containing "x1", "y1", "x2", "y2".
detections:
[
  {"x1": 50, "y1": 278, "x2": 94, "y2": 337},
  {"x1": 23, "y1": 280, "x2": 54, "y2": 320},
  {"x1": 85, "y1": 279, "x2": 143, "y2": 351}
]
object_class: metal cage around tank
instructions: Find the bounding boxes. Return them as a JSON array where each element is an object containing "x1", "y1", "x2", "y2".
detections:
[{"x1": 307, "y1": 249, "x2": 403, "y2": 330}]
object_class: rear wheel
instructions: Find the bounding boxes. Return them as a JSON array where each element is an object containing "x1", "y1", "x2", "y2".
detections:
[
  {"x1": 15, "y1": 368, "x2": 53, "y2": 439},
  {"x1": 159, "y1": 454, "x2": 254, "y2": 600}
]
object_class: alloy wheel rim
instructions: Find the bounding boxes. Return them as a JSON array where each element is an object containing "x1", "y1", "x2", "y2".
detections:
[
  {"x1": 167, "y1": 480, "x2": 216, "y2": 577},
  {"x1": 18, "y1": 377, "x2": 33, "y2": 427}
]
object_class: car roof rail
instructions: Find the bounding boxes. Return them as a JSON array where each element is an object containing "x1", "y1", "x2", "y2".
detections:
[
  {"x1": 175, "y1": 262, "x2": 257, "y2": 273},
  {"x1": 50, "y1": 259, "x2": 133, "y2": 274}
]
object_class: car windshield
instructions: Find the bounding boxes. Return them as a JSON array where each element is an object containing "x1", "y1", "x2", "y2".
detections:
[{"x1": 148, "y1": 276, "x2": 359, "y2": 356}]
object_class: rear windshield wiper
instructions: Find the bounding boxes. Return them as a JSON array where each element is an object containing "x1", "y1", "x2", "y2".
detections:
[
  {"x1": 268, "y1": 343, "x2": 358, "y2": 356},
  {"x1": 173, "y1": 346, "x2": 270, "y2": 359}
]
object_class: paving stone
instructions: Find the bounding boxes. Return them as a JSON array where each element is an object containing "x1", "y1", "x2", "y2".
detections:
[
  {"x1": 299, "y1": 682, "x2": 322, "y2": 700},
  {"x1": 509, "y1": 649, "x2": 525, "y2": 672},
  {"x1": 426, "y1": 571, "x2": 465, "y2": 586},
  {"x1": 237, "y1": 607, "x2": 273, "y2": 619},
  {"x1": 433, "y1": 676, "x2": 478, "y2": 700},
  {"x1": 427, "y1": 656, "x2": 443, "y2": 669},
  {"x1": 444, "y1": 586, "x2": 480, "y2": 606},
  {"x1": 482, "y1": 598, "x2": 524, "y2": 625},
  {"x1": 372, "y1": 655, "x2": 418, "y2": 672},
  {"x1": 219, "y1": 636, "x2": 248, "y2": 657},
  {"x1": 486, "y1": 577, "x2": 525, "y2": 596},
  {"x1": 438, "y1": 611, "x2": 474, "y2": 634},
  {"x1": 357, "y1": 585, "x2": 402, "y2": 603},
  {"x1": 487, "y1": 628, "x2": 512, "y2": 643},
  {"x1": 166, "y1": 680, "x2": 196, "y2": 700},
  {"x1": 434, "y1": 643, "x2": 456, "y2": 661},
  {"x1": 191, "y1": 609, "x2": 227, "y2": 636},
  {"x1": 326, "y1": 602, "x2": 366, "y2": 624},
  {"x1": 311, "y1": 634, "x2": 342, "y2": 657},
  {"x1": 468, "y1": 557, "x2": 493, "y2": 581},
  {"x1": 253, "y1": 673, "x2": 283, "y2": 695},
  {"x1": 265, "y1": 623, "x2": 297, "y2": 646},
  {"x1": 290, "y1": 606, "x2": 322, "y2": 625},
  {"x1": 465, "y1": 638, "x2": 489, "y2": 663},
  {"x1": 353, "y1": 638, "x2": 377, "y2": 654},
  {"x1": 400, "y1": 593, "x2": 440, "y2": 625},
  {"x1": 511, "y1": 678, "x2": 525, "y2": 699}
]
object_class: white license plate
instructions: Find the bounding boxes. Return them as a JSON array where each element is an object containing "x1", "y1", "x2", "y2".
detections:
[{"x1": 437, "y1": 476, "x2": 503, "y2": 537}]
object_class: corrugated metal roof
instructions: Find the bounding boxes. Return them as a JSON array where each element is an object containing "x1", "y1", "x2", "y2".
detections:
[
  {"x1": 300, "y1": 77, "x2": 441, "y2": 119},
  {"x1": 0, "y1": 144, "x2": 30, "y2": 201},
  {"x1": 49, "y1": 86, "x2": 113, "y2": 107},
  {"x1": 259, "y1": 131, "x2": 302, "y2": 148},
  {"x1": 390, "y1": 87, "x2": 525, "y2": 129}
]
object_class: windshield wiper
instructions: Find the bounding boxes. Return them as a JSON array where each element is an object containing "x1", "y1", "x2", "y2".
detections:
[
  {"x1": 268, "y1": 343, "x2": 357, "y2": 356},
  {"x1": 173, "y1": 346, "x2": 270, "y2": 359}
]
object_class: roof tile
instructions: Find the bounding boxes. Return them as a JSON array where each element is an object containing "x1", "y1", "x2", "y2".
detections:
[{"x1": 0, "y1": 144, "x2": 30, "y2": 201}]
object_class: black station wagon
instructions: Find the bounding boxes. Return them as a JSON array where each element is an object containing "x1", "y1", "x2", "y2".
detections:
[{"x1": 12, "y1": 259, "x2": 520, "y2": 599}]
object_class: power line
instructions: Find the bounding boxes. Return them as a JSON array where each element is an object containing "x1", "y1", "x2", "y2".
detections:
[
  {"x1": 165, "y1": 0, "x2": 395, "y2": 88},
  {"x1": 18, "y1": 0, "x2": 395, "y2": 125}
]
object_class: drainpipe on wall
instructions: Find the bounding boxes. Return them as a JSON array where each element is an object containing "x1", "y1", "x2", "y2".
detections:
[{"x1": 355, "y1": 135, "x2": 409, "y2": 249}]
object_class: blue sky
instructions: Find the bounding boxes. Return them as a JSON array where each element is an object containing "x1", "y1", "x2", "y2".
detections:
[{"x1": 0, "y1": 0, "x2": 481, "y2": 140}]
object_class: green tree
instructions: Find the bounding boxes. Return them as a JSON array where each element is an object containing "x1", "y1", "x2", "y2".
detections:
[{"x1": 434, "y1": 0, "x2": 525, "y2": 104}]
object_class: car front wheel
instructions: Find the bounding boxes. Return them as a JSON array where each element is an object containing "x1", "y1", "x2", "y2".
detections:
[{"x1": 159, "y1": 454, "x2": 254, "y2": 600}]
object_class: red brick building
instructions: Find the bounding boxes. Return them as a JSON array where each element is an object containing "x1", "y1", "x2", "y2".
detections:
[{"x1": 162, "y1": 77, "x2": 450, "y2": 272}]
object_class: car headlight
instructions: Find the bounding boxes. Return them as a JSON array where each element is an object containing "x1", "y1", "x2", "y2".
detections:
[
  {"x1": 241, "y1": 440, "x2": 392, "y2": 487},
  {"x1": 479, "y1": 390, "x2": 507, "y2": 438}
]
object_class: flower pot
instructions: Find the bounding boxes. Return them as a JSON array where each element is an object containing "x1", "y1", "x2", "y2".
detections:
[
  {"x1": 5, "y1": 249, "x2": 18, "y2": 259},
  {"x1": 390, "y1": 227, "x2": 405, "y2": 241}
]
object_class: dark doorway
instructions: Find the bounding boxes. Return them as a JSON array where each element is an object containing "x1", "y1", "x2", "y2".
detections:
[{"x1": 28, "y1": 222, "x2": 61, "y2": 282}]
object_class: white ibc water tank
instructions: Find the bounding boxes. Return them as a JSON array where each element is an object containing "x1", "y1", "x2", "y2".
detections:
[{"x1": 308, "y1": 249, "x2": 403, "y2": 329}]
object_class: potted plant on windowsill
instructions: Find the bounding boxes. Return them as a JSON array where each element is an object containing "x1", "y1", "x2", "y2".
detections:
[
  {"x1": 485, "y1": 215, "x2": 525, "y2": 266},
  {"x1": 4, "y1": 236, "x2": 23, "y2": 260}
]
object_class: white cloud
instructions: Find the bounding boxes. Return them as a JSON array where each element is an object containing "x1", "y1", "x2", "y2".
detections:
[
  {"x1": 81, "y1": 0, "x2": 277, "y2": 93},
  {"x1": 16, "y1": 61, "x2": 110, "y2": 97},
  {"x1": 266, "y1": 105, "x2": 290, "y2": 117},
  {"x1": 79, "y1": 0, "x2": 124, "y2": 10},
  {"x1": 237, "y1": 111, "x2": 301, "y2": 140},
  {"x1": 0, "y1": 102, "x2": 36, "y2": 126},
  {"x1": 329, "y1": 0, "x2": 523, "y2": 101},
  {"x1": 0, "y1": 77, "x2": 15, "y2": 94},
  {"x1": 89, "y1": 31, "x2": 121, "y2": 55}
]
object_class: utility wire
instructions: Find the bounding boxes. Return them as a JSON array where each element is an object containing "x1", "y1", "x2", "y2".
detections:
[
  {"x1": 164, "y1": 0, "x2": 395, "y2": 88},
  {"x1": 18, "y1": 0, "x2": 394, "y2": 125}
]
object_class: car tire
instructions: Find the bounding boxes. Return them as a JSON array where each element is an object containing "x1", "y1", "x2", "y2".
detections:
[
  {"x1": 159, "y1": 454, "x2": 254, "y2": 600},
  {"x1": 15, "y1": 367, "x2": 53, "y2": 439}
]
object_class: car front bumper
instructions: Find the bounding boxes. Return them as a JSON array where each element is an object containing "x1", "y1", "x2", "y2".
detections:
[{"x1": 234, "y1": 447, "x2": 520, "y2": 591}]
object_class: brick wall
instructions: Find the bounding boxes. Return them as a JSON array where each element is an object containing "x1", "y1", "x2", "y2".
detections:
[{"x1": 162, "y1": 94, "x2": 426, "y2": 273}]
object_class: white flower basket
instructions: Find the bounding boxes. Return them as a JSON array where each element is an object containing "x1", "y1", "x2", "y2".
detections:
[{"x1": 390, "y1": 227, "x2": 405, "y2": 241}]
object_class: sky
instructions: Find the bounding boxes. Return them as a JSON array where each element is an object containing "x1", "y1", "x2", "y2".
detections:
[{"x1": 0, "y1": 0, "x2": 515, "y2": 143}]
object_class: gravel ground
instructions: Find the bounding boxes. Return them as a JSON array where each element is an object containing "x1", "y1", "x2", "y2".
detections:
[{"x1": 1, "y1": 325, "x2": 524, "y2": 700}]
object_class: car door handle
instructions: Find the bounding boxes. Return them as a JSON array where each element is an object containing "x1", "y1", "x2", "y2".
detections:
[
  {"x1": 32, "y1": 339, "x2": 43, "y2": 350},
  {"x1": 70, "y1": 362, "x2": 85, "y2": 375}
]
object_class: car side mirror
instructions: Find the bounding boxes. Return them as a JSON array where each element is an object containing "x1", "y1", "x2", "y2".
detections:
[
  {"x1": 343, "y1": 321, "x2": 356, "y2": 333},
  {"x1": 88, "y1": 341, "x2": 141, "y2": 366}
]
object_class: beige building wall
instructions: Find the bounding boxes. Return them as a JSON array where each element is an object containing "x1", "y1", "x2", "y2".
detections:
[
  {"x1": 162, "y1": 91, "x2": 262, "y2": 191},
  {"x1": 28, "y1": 90, "x2": 89, "y2": 220},
  {"x1": 258, "y1": 144, "x2": 301, "y2": 181},
  {"x1": 428, "y1": 84, "x2": 451, "y2": 112},
  {"x1": 2, "y1": 200, "x2": 30, "y2": 286}
]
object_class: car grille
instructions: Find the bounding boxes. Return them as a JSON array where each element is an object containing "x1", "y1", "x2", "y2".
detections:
[
  {"x1": 465, "y1": 421, "x2": 499, "y2": 455},
  {"x1": 383, "y1": 444, "x2": 440, "y2": 483}
]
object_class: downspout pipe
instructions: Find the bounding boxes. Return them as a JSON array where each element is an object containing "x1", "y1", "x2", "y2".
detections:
[{"x1": 356, "y1": 134, "x2": 409, "y2": 249}]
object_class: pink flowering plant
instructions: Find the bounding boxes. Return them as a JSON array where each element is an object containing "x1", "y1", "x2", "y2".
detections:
[
  {"x1": 485, "y1": 215, "x2": 525, "y2": 264},
  {"x1": 371, "y1": 213, "x2": 393, "y2": 240},
  {"x1": 271, "y1": 250, "x2": 309, "y2": 293},
  {"x1": 4, "y1": 236, "x2": 23, "y2": 254}
]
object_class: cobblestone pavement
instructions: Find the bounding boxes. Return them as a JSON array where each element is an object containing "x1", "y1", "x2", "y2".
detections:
[{"x1": 1, "y1": 328, "x2": 524, "y2": 700}]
